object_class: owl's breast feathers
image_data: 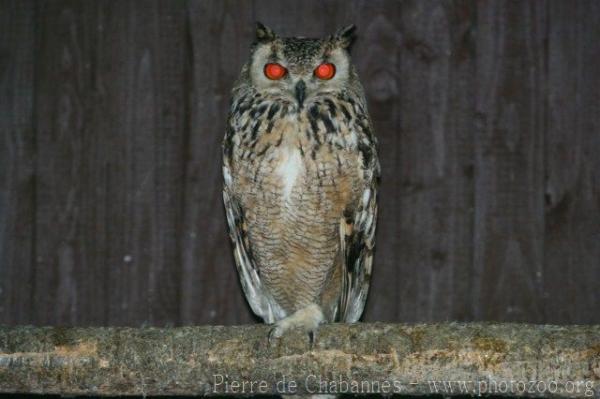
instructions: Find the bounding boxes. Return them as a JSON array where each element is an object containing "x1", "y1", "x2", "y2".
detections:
[{"x1": 223, "y1": 89, "x2": 379, "y2": 322}]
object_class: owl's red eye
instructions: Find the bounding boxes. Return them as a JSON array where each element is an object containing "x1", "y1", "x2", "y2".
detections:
[
  {"x1": 264, "y1": 63, "x2": 287, "y2": 80},
  {"x1": 314, "y1": 63, "x2": 336, "y2": 80}
]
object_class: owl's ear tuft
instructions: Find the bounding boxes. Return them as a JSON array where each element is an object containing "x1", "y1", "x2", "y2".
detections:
[
  {"x1": 255, "y1": 22, "x2": 277, "y2": 43},
  {"x1": 334, "y1": 24, "x2": 357, "y2": 50}
]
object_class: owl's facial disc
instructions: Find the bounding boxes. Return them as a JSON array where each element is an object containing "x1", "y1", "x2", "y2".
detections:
[{"x1": 249, "y1": 37, "x2": 353, "y2": 109}]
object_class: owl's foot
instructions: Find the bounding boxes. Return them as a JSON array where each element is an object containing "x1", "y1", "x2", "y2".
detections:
[{"x1": 268, "y1": 303, "x2": 324, "y2": 348}]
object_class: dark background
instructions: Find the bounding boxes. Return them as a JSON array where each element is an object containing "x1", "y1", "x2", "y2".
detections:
[{"x1": 1, "y1": 0, "x2": 598, "y2": 328}]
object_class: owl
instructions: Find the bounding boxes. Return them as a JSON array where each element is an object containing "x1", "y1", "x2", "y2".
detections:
[{"x1": 222, "y1": 22, "x2": 379, "y2": 342}]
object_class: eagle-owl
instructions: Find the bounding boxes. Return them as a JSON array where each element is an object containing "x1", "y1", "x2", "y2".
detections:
[{"x1": 222, "y1": 22, "x2": 379, "y2": 342}]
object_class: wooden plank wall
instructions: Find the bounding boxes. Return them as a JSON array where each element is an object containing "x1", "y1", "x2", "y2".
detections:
[{"x1": 0, "y1": 0, "x2": 598, "y2": 327}]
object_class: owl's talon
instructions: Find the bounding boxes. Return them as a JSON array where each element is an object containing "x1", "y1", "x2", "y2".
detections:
[
  {"x1": 267, "y1": 327, "x2": 278, "y2": 346},
  {"x1": 267, "y1": 304, "x2": 324, "y2": 347},
  {"x1": 308, "y1": 330, "x2": 316, "y2": 349},
  {"x1": 267, "y1": 328, "x2": 273, "y2": 346}
]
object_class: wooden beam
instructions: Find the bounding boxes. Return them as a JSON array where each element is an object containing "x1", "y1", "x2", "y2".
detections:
[{"x1": 0, "y1": 323, "x2": 598, "y2": 397}]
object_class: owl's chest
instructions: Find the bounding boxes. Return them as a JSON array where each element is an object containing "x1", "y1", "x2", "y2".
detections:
[
  {"x1": 234, "y1": 138, "x2": 360, "y2": 213},
  {"x1": 272, "y1": 146, "x2": 305, "y2": 201}
]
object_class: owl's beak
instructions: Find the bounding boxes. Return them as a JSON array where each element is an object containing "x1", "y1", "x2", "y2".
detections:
[{"x1": 295, "y1": 80, "x2": 306, "y2": 108}]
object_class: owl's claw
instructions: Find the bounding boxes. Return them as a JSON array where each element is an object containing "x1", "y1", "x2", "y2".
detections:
[
  {"x1": 267, "y1": 327, "x2": 276, "y2": 346},
  {"x1": 308, "y1": 330, "x2": 316, "y2": 349},
  {"x1": 267, "y1": 325, "x2": 283, "y2": 347},
  {"x1": 267, "y1": 304, "x2": 324, "y2": 348}
]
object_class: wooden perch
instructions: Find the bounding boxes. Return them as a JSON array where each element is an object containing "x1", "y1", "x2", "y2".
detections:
[{"x1": 0, "y1": 323, "x2": 598, "y2": 397}]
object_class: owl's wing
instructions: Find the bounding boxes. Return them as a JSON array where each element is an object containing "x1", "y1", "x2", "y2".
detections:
[
  {"x1": 222, "y1": 183, "x2": 279, "y2": 324},
  {"x1": 338, "y1": 181, "x2": 378, "y2": 323}
]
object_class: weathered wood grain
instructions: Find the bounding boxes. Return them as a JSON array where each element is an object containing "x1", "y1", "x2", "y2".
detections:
[
  {"x1": 0, "y1": 323, "x2": 598, "y2": 397},
  {"x1": 0, "y1": 0, "x2": 598, "y2": 327},
  {"x1": 472, "y1": 1, "x2": 546, "y2": 323},
  {"x1": 544, "y1": 0, "x2": 600, "y2": 324},
  {"x1": 97, "y1": 1, "x2": 189, "y2": 326},
  {"x1": 28, "y1": 1, "x2": 190, "y2": 326},
  {"x1": 389, "y1": 0, "x2": 476, "y2": 322},
  {"x1": 31, "y1": 0, "x2": 94, "y2": 325},
  {"x1": 0, "y1": 0, "x2": 36, "y2": 325},
  {"x1": 181, "y1": 0, "x2": 257, "y2": 326}
]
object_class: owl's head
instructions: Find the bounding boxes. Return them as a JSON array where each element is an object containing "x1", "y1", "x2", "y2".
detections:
[{"x1": 243, "y1": 22, "x2": 359, "y2": 108}]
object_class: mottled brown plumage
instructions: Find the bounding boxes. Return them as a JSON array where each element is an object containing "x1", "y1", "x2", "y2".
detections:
[{"x1": 222, "y1": 23, "x2": 379, "y2": 339}]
